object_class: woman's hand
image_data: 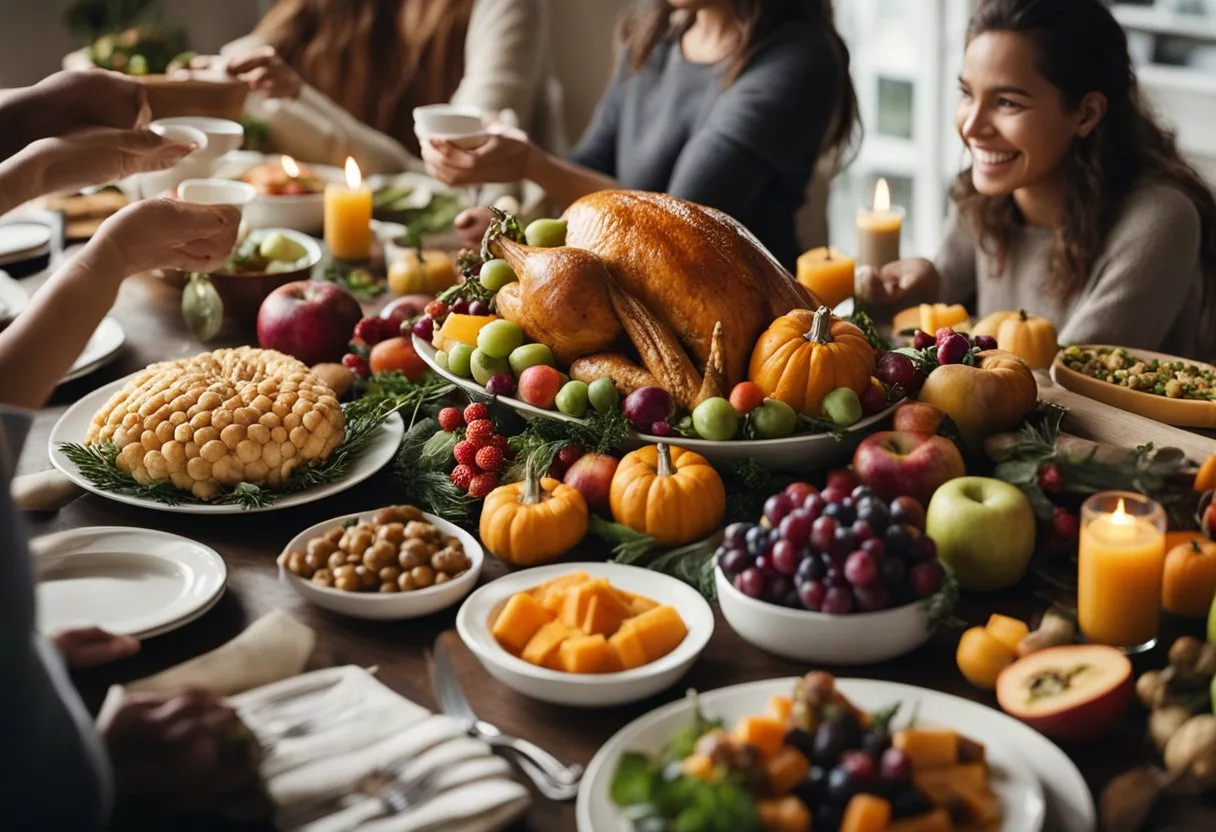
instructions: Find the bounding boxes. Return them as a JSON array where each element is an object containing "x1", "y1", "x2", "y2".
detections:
[
  {"x1": 421, "y1": 127, "x2": 533, "y2": 187},
  {"x1": 83, "y1": 198, "x2": 241, "y2": 278},
  {"x1": 856, "y1": 258, "x2": 942, "y2": 305},
  {"x1": 99, "y1": 688, "x2": 264, "y2": 810},
  {"x1": 52, "y1": 626, "x2": 140, "y2": 669},
  {"x1": 206, "y1": 47, "x2": 302, "y2": 100},
  {"x1": 19, "y1": 127, "x2": 196, "y2": 197},
  {"x1": 28, "y1": 69, "x2": 150, "y2": 135}
]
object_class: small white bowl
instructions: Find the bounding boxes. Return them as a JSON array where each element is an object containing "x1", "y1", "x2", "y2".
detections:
[
  {"x1": 456, "y1": 562, "x2": 714, "y2": 708},
  {"x1": 279, "y1": 509, "x2": 484, "y2": 620},
  {"x1": 151, "y1": 116, "x2": 244, "y2": 160},
  {"x1": 715, "y1": 567, "x2": 932, "y2": 665},
  {"x1": 413, "y1": 104, "x2": 490, "y2": 149},
  {"x1": 178, "y1": 178, "x2": 257, "y2": 207},
  {"x1": 136, "y1": 124, "x2": 213, "y2": 198}
]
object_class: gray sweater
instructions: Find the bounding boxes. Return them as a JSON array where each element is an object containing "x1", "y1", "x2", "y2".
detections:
[
  {"x1": 936, "y1": 181, "x2": 1205, "y2": 358},
  {"x1": 568, "y1": 21, "x2": 845, "y2": 270}
]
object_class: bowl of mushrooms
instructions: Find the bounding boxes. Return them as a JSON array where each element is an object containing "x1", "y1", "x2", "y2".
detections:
[{"x1": 277, "y1": 504, "x2": 483, "y2": 619}]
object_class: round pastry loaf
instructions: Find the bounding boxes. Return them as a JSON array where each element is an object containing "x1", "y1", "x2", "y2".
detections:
[{"x1": 86, "y1": 347, "x2": 345, "y2": 500}]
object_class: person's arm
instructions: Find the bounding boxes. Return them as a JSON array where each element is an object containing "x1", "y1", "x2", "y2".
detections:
[
  {"x1": 452, "y1": 0, "x2": 546, "y2": 134},
  {"x1": 1056, "y1": 185, "x2": 1200, "y2": 349},
  {"x1": 0, "y1": 71, "x2": 147, "y2": 162}
]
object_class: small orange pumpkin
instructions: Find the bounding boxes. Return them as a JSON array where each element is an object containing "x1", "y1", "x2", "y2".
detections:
[
  {"x1": 748, "y1": 306, "x2": 875, "y2": 417},
  {"x1": 972, "y1": 309, "x2": 1058, "y2": 369},
  {"x1": 609, "y1": 443, "x2": 725, "y2": 547},
  {"x1": 1163, "y1": 537, "x2": 1216, "y2": 618},
  {"x1": 480, "y1": 456, "x2": 589, "y2": 566}
]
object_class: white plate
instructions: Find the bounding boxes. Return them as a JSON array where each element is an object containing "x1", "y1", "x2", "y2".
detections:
[
  {"x1": 0, "y1": 221, "x2": 52, "y2": 264},
  {"x1": 60, "y1": 316, "x2": 125, "y2": 384},
  {"x1": 414, "y1": 335, "x2": 901, "y2": 472},
  {"x1": 279, "y1": 507, "x2": 484, "y2": 620},
  {"x1": 32, "y1": 526, "x2": 226, "y2": 639},
  {"x1": 577, "y1": 677, "x2": 1094, "y2": 832},
  {"x1": 48, "y1": 374, "x2": 405, "y2": 514},
  {"x1": 0, "y1": 268, "x2": 29, "y2": 322}
]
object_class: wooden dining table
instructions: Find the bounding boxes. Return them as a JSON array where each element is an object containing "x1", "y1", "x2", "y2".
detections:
[{"x1": 13, "y1": 257, "x2": 1216, "y2": 831}]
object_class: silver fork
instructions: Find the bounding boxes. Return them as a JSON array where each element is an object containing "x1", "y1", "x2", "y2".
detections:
[{"x1": 275, "y1": 765, "x2": 443, "y2": 830}]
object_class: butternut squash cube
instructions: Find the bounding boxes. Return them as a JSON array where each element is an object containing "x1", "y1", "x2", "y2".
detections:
[
  {"x1": 756, "y1": 796, "x2": 812, "y2": 832},
  {"x1": 840, "y1": 793, "x2": 892, "y2": 832},
  {"x1": 886, "y1": 808, "x2": 954, "y2": 832},
  {"x1": 892, "y1": 729, "x2": 959, "y2": 769},
  {"x1": 559, "y1": 578, "x2": 612, "y2": 629},
  {"x1": 764, "y1": 746, "x2": 810, "y2": 796},
  {"x1": 520, "y1": 620, "x2": 577, "y2": 668},
  {"x1": 913, "y1": 762, "x2": 988, "y2": 797},
  {"x1": 581, "y1": 591, "x2": 633, "y2": 637},
  {"x1": 608, "y1": 625, "x2": 649, "y2": 670},
  {"x1": 628, "y1": 594, "x2": 660, "y2": 615},
  {"x1": 527, "y1": 571, "x2": 590, "y2": 602},
  {"x1": 733, "y1": 715, "x2": 787, "y2": 761},
  {"x1": 627, "y1": 604, "x2": 688, "y2": 662},
  {"x1": 557, "y1": 633, "x2": 611, "y2": 673},
  {"x1": 491, "y1": 593, "x2": 555, "y2": 655},
  {"x1": 768, "y1": 694, "x2": 794, "y2": 723}
]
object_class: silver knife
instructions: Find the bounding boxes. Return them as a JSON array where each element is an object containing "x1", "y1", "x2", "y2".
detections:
[{"x1": 429, "y1": 637, "x2": 583, "y2": 801}]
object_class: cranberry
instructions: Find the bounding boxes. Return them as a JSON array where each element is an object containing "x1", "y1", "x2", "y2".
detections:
[
  {"x1": 1053, "y1": 507, "x2": 1079, "y2": 540},
  {"x1": 1039, "y1": 463, "x2": 1064, "y2": 493}
]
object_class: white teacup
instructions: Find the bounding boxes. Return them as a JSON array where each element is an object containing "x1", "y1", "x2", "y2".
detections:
[
  {"x1": 177, "y1": 179, "x2": 257, "y2": 208},
  {"x1": 413, "y1": 104, "x2": 489, "y2": 149},
  {"x1": 151, "y1": 117, "x2": 244, "y2": 160},
  {"x1": 137, "y1": 124, "x2": 211, "y2": 199}
]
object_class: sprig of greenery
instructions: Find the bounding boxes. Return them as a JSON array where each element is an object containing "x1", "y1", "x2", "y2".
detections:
[
  {"x1": 390, "y1": 416, "x2": 477, "y2": 522},
  {"x1": 847, "y1": 309, "x2": 891, "y2": 352},
  {"x1": 319, "y1": 262, "x2": 385, "y2": 302},
  {"x1": 589, "y1": 515, "x2": 656, "y2": 564},
  {"x1": 925, "y1": 562, "x2": 965, "y2": 632},
  {"x1": 721, "y1": 459, "x2": 774, "y2": 525}
]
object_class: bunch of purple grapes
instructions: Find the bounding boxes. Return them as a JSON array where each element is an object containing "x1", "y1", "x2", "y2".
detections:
[{"x1": 717, "y1": 478, "x2": 945, "y2": 614}]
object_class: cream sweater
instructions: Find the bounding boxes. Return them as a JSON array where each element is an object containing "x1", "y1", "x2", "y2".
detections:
[
  {"x1": 935, "y1": 181, "x2": 1206, "y2": 358},
  {"x1": 223, "y1": 0, "x2": 561, "y2": 175}
]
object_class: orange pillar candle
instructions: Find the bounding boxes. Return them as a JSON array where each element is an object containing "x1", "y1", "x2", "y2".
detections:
[
  {"x1": 856, "y1": 178, "x2": 905, "y2": 272},
  {"x1": 1078, "y1": 492, "x2": 1166, "y2": 653},
  {"x1": 324, "y1": 156, "x2": 373, "y2": 261},
  {"x1": 797, "y1": 247, "x2": 856, "y2": 308}
]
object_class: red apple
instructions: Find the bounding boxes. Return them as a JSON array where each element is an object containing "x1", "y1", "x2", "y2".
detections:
[
  {"x1": 892, "y1": 401, "x2": 947, "y2": 436},
  {"x1": 257, "y1": 281, "x2": 363, "y2": 366},
  {"x1": 852, "y1": 430, "x2": 966, "y2": 506},
  {"x1": 379, "y1": 294, "x2": 434, "y2": 325},
  {"x1": 996, "y1": 645, "x2": 1133, "y2": 742},
  {"x1": 563, "y1": 452, "x2": 619, "y2": 515}
]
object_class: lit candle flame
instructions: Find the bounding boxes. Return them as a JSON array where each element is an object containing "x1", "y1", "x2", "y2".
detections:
[
  {"x1": 344, "y1": 156, "x2": 362, "y2": 189},
  {"x1": 280, "y1": 155, "x2": 300, "y2": 178},
  {"x1": 1111, "y1": 498, "x2": 1133, "y2": 524},
  {"x1": 873, "y1": 178, "x2": 891, "y2": 213}
]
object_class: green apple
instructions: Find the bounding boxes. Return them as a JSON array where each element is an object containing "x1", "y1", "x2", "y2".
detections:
[
  {"x1": 588, "y1": 377, "x2": 619, "y2": 413},
  {"x1": 447, "y1": 343, "x2": 474, "y2": 378},
  {"x1": 926, "y1": 476, "x2": 1036, "y2": 591},
  {"x1": 749, "y1": 399, "x2": 798, "y2": 439},
  {"x1": 692, "y1": 397, "x2": 739, "y2": 441},
  {"x1": 822, "y1": 387, "x2": 862, "y2": 427},
  {"x1": 470, "y1": 348, "x2": 510, "y2": 385},
  {"x1": 258, "y1": 231, "x2": 307, "y2": 262},
  {"x1": 508, "y1": 343, "x2": 555, "y2": 377},
  {"x1": 524, "y1": 218, "x2": 567, "y2": 248},
  {"x1": 555, "y1": 380, "x2": 590, "y2": 417},
  {"x1": 476, "y1": 319, "x2": 524, "y2": 359},
  {"x1": 479, "y1": 258, "x2": 517, "y2": 291}
]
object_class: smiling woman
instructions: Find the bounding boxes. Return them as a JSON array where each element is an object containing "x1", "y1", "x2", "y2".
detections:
[{"x1": 857, "y1": 0, "x2": 1216, "y2": 360}]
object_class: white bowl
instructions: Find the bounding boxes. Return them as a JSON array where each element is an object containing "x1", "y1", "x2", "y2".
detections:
[
  {"x1": 413, "y1": 104, "x2": 490, "y2": 149},
  {"x1": 456, "y1": 562, "x2": 714, "y2": 708},
  {"x1": 241, "y1": 165, "x2": 343, "y2": 233},
  {"x1": 134, "y1": 124, "x2": 212, "y2": 198},
  {"x1": 151, "y1": 116, "x2": 244, "y2": 160},
  {"x1": 715, "y1": 567, "x2": 932, "y2": 664},
  {"x1": 279, "y1": 509, "x2": 484, "y2": 620},
  {"x1": 178, "y1": 178, "x2": 257, "y2": 207}
]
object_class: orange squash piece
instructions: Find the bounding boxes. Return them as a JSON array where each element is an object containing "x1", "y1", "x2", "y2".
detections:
[
  {"x1": 951, "y1": 783, "x2": 1003, "y2": 826},
  {"x1": 841, "y1": 794, "x2": 892, "y2": 832},
  {"x1": 581, "y1": 590, "x2": 634, "y2": 637},
  {"x1": 734, "y1": 715, "x2": 788, "y2": 761},
  {"x1": 887, "y1": 808, "x2": 954, "y2": 832},
  {"x1": 492, "y1": 593, "x2": 555, "y2": 655},
  {"x1": 435, "y1": 313, "x2": 497, "y2": 348},
  {"x1": 892, "y1": 729, "x2": 959, "y2": 769},
  {"x1": 756, "y1": 796, "x2": 812, "y2": 832},
  {"x1": 628, "y1": 594, "x2": 660, "y2": 615},
  {"x1": 769, "y1": 694, "x2": 794, "y2": 723},
  {"x1": 559, "y1": 578, "x2": 612, "y2": 629},
  {"x1": 892, "y1": 302, "x2": 968, "y2": 334},
  {"x1": 627, "y1": 604, "x2": 688, "y2": 662},
  {"x1": 520, "y1": 620, "x2": 577, "y2": 668},
  {"x1": 765, "y1": 746, "x2": 810, "y2": 796},
  {"x1": 913, "y1": 763, "x2": 988, "y2": 799},
  {"x1": 527, "y1": 571, "x2": 590, "y2": 602},
  {"x1": 608, "y1": 625, "x2": 649, "y2": 670},
  {"x1": 557, "y1": 633, "x2": 611, "y2": 673},
  {"x1": 984, "y1": 614, "x2": 1030, "y2": 654}
]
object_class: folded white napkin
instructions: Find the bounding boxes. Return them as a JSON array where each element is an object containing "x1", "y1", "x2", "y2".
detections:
[{"x1": 232, "y1": 666, "x2": 530, "y2": 832}]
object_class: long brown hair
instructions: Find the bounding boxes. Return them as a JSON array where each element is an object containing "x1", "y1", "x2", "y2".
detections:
[
  {"x1": 619, "y1": 0, "x2": 860, "y2": 157},
  {"x1": 254, "y1": 0, "x2": 476, "y2": 156},
  {"x1": 956, "y1": 0, "x2": 1216, "y2": 342}
]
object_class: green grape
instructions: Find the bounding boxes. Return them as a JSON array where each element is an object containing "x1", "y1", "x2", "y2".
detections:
[
  {"x1": 476, "y1": 320, "x2": 524, "y2": 359},
  {"x1": 524, "y1": 218, "x2": 567, "y2": 248},
  {"x1": 588, "y1": 377, "x2": 619, "y2": 414},
  {"x1": 479, "y1": 258, "x2": 518, "y2": 292},
  {"x1": 447, "y1": 343, "x2": 475, "y2": 378},
  {"x1": 508, "y1": 343, "x2": 556, "y2": 377},
  {"x1": 555, "y1": 380, "x2": 591, "y2": 418}
]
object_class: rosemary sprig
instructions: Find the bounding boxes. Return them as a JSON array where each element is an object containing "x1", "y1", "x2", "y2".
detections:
[
  {"x1": 925, "y1": 562, "x2": 965, "y2": 632},
  {"x1": 589, "y1": 515, "x2": 656, "y2": 564},
  {"x1": 504, "y1": 408, "x2": 634, "y2": 483},
  {"x1": 390, "y1": 416, "x2": 477, "y2": 522},
  {"x1": 59, "y1": 441, "x2": 186, "y2": 505},
  {"x1": 847, "y1": 309, "x2": 891, "y2": 352}
]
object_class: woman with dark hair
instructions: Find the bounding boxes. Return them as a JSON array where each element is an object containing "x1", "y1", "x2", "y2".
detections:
[
  {"x1": 860, "y1": 0, "x2": 1216, "y2": 358},
  {"x1": 424, "y1": 0, "x2": 859, "y2": 270}
]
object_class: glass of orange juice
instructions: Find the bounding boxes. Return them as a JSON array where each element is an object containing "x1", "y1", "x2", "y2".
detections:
[{"x1": 1077, "y1": 491, "x2": 1166, "y2": 654}]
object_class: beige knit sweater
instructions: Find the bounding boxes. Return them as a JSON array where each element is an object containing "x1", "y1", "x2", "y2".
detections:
[
  {"x1": 222, "y1": 0, "x2": 562, "y2": 175},
  {"x1": 936, "y1": 181, "x2": 1206, "y2": 358}
]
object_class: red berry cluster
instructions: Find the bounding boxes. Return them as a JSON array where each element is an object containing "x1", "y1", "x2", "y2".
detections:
[{"x1": 442, "y1": 403, "x2": 509, "y2": 498}]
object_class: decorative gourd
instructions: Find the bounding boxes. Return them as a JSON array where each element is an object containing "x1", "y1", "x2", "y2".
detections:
[
  {"x1": 1163, "y1": 538, "x2": 1216, "y2": 618},
  {"x1": 480, "y1": 456, "x2": 589, "y2": 566},
  {"x1": 892, "y1": 302, "x2": 968, "y2": 334},
  {"x1": 747, "y1": 306, "x2": 876, "y2": 417},
  {"x1": 609, "y1": 443, "x2": 726, "y2": 547},
  {"x1": 917, "y1": 350, "x2": 1038, "y2": 452},
  {"x1": 972, "y1": 309, "x2": 1058, "y2": 368},
  {"x1": 387, "y1": 248, "x2": 460, "y2": 296}
]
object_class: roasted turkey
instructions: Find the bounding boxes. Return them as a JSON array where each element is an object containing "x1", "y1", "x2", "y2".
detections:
[{"x1": 488, "y1": 190, "x2": 821, "y2": 409}]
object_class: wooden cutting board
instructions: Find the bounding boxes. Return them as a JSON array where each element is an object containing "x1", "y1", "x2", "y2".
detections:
[{"x1": 1036, "y1": 371, "x2": 1216, "y2": 462}]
